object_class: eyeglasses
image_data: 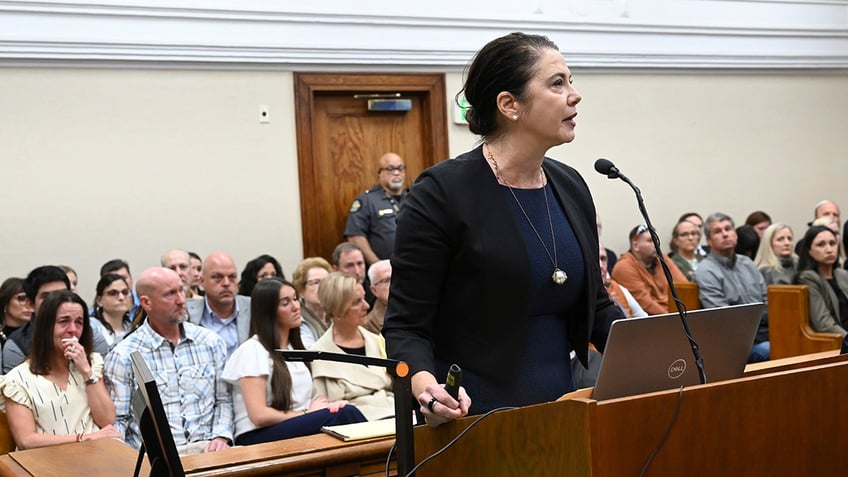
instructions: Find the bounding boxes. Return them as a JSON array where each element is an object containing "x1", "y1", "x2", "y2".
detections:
[
  {"x1": 13, "y1": 293, "x2": 28, "y2": 304},
  {"x1": 373, "y1": 277, "x2": 391, "y2": 287},
  {"x1": 677, "y1": 231, "x2": 701, "y2": 239},
  {"x1": 105, "y1": 289, "x2": 131, "y2": 298},
  {"x1": 379, "y1": 165, "x2": 405, "y2": 174}
]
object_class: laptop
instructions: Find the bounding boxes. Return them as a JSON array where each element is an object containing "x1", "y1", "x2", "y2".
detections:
[{"x1": 591, "y1": 303, "x2": 765, "y2": 401}]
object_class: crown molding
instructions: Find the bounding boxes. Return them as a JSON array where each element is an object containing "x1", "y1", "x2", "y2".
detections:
[{"x1": 0, "y1": 1, "x2": 846, "y2": 70}]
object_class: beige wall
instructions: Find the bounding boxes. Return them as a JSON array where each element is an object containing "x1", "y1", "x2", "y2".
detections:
[{"x1": 3, "y1": 67, "x2": 847, "y2": 299}]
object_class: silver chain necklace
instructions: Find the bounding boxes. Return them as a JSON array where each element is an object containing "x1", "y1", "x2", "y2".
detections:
[{"x1": 487, "y1": 145, "x2": 568, "y2": 286}]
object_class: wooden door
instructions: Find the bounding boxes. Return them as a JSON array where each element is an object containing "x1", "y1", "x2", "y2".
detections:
[{"x1": 295, "y1": 73, "x2": 449, "y2": 262}]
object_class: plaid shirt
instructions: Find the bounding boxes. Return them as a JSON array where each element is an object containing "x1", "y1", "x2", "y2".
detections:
[{"x1": 104, "y1": 320, "x2": 234, "y2": 449}]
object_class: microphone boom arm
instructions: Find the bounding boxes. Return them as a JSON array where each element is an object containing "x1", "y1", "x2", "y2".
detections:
[{"x1": 606, "y1": 169, "x2": 707, "y2": 385}]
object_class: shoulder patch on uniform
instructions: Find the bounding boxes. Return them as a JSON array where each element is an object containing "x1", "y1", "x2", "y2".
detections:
[{"x1": 349, "y1": 200, "x2": 362, "y2": 213}]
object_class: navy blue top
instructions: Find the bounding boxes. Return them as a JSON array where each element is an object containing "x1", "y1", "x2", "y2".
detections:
[{"x1": 435, "y1": 183, "x2": 585, "y2": 413}]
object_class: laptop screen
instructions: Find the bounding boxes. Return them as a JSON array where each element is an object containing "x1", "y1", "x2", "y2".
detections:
[{"x1": 591, "y1": 303, "x2": 764, "y2": 401}]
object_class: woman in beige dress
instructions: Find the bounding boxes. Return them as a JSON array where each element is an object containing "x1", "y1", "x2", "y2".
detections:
[{"x1": 310, "y1": 272, "x2": 394, "y2": 421}]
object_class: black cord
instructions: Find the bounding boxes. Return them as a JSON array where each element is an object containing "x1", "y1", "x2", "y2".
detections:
[
  {"x1": 385, "y1": 440, "x2": 396, "y2": 477},
  {"x1": 639, "y1": 386, "x2": 685, "y2": 477}
]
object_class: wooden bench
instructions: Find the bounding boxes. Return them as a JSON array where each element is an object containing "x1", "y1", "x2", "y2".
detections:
[
  {"x1": 767, "y1": 284, "x2": 843, "y2": 359},
  {"x1": 0, "y1": 411, "x2": 15, "y2": 455},
  {"x1": 667, "y1": 281, "x2": 701, "y2": 313}
]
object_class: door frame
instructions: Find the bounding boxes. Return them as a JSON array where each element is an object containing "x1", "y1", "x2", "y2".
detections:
[{"x1": 294, "y1": 72, "x2": 449, "y2": 260}]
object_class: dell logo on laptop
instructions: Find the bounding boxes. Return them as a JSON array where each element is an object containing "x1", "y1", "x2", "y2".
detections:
[{"x1": 667, "y1": 359, "x2": 687, "y2": 379}]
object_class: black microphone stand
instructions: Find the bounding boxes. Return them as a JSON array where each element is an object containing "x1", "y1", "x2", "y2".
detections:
[
  {"x1": 275, "y1": 349, "x2": 415, "y2": 476},
  {"x1": 600, "y1": 164, "x2": 707, "y2": 385}
]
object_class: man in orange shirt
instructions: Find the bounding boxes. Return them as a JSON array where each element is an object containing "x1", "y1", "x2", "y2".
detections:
[{"x1": 612, "y1": 225, "x2": 687, "y2": 315}]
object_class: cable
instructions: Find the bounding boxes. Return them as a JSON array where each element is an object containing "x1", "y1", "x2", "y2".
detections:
[
  {"x1": 400, "y1": 406, "x2": 517, "y2": 477},
  {"x1": 639, "y1": 386, "x2": 685, "y2": 477},
  {"x1": 385, "y1": 440, "x2": 396, "y2": 477}
]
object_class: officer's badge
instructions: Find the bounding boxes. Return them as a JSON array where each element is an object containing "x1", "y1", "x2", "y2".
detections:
[{"x1": 349, "y1": 200, "x2": 362, "y2": 213}]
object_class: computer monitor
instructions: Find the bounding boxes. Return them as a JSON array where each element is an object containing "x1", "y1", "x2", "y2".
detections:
[{"x1": 130, "y1": 351, "x2": 185, "y2": 477}]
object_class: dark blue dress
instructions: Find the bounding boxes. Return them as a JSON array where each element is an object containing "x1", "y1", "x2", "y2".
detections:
[{"x1": 436, "y1": 183, "x2": 585, "y2": 414}]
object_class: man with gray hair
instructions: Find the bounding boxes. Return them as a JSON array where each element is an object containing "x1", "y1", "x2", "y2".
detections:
[
  {"x1": 693, "y1": 212, "x2": 770, "y2": 362},
  {"x1": 161, "y1": 248, "x2": 195, "y2": 297},
  {"x1": 364, "y1": 259, "x2": 391, "y2": 335}
]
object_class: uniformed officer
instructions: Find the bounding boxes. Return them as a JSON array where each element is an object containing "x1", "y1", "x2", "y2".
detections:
[{"x1": 344, "y1": 152, "x2": 408, "y2": 265}]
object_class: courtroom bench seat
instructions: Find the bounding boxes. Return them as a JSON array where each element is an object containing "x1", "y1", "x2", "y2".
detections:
[
  {"x1": 767, "y1": 284, "x2": 843, "y2": 359},
  {"x1": 667, "y1": 281, "x2": 701, "y2": 313}
]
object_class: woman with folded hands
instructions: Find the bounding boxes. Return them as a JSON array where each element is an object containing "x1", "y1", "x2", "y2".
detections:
[
  {"x1": 310, "y1": 272, "x2": 395, "y2": 421},
  {"x1": 222, "y1": 278, "x2": 365, "y2": 445}
]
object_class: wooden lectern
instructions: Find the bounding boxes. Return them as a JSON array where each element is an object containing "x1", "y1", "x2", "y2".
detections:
[{"x1": 413, "y1": 354, "x2": 848, "y2": 476}]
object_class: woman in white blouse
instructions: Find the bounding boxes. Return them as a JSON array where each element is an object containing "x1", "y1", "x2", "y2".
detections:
[
  {"x1": 2, "y1": 290, "x2": 120, "y2": 449},
  {"x1": 222, "y1": 278, "x2": 365, "y2": 445}
]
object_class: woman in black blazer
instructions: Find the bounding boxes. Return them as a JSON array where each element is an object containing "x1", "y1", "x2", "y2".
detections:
[{"x1": 382, "y1": 32, "x2": 623, "y2": 424}]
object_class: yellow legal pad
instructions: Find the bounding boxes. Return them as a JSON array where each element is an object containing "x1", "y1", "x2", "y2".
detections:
[{"x1": 322, "y1": 418, "x2": 396, "y2": 441}]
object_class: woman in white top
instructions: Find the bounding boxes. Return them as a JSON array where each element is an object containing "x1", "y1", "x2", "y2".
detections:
[
  {"x1": 222, "y1": 278, "x2": 365, "y2": 445},
  {"x1": 2, "y1": 290, "x2": 120, "y2": 449},
  {"x1": 91, "y1": 274, "x2": 133, "y2": 348}
]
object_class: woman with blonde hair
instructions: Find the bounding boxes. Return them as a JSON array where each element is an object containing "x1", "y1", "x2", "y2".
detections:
[
  {"x1": 754, "y1": 223, "x2": 797, "y2": 285},
  {"x1": 311, "y1": 272, "x2": 394, "y2": 421}
]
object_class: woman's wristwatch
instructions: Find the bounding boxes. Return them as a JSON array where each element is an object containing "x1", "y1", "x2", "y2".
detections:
[{"x1": 84, "y1": 374, "x2": 100, "y2": 385}]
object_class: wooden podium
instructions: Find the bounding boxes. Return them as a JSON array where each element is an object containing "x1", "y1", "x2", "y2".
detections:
[{"x1": 413, "y1": 353, "x2": 848, "y2": 476}]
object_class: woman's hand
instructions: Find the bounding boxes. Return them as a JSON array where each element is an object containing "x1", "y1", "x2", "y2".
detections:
[
  {"x1": 326, "y1": 400, "x2": 349, "y2": 413},
  {"x1": 418, "y1": 384, "x2": 471, "y2": 428},
  {"x1": 83, "y1": 424, "x2": 122, "y2": 442},
  {"x1": 62, "y1": 338, "x2": 92, "y2": 377},
  {"x1": 308, "y1": 396, "x2": 330, "y2": 412}
]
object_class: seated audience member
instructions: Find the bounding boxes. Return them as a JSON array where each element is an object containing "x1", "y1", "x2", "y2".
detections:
[
  {"x1": 188, "y1": 251, "x2": 205, "y2": 297},
  {"x1": 58, "y1": 265, "x2": 78, "y2": 292},
  {"x1": 221, "y1": 278, "x2": 365, "y2": 445},
  {"x1": 105, "y1": 267, "x2": 233, "y2": 455},
  {"x1": 161, "y1": 249, "x2": 196, "y2": 298},
  {"x1": 311, "y1": 272, "x2": 395, "y2": 421},
  {"x1": 678, "y1": 212, "x2": 710, "y2": 257},
  {"x1": 612, "y1": 225, "x2": 687, "y2": 315},
  {"x1": 596, "y1": 215, "x2": 618, "y2": 274},
  {"x1": 91, "y1": 274, "x2": 133, "y2": 348},
  {"x1": 669, "y1": 220, "x2": 705, "y2": 282},
  {"x1": 0, "y1": 278, "x2": 33, "y2": 347},
  {"x1": 2, "y1": 290, "x2": 120, "y2": 449},
  {"x1": 291, "y1": 257, "x2": 333, "y2": 347},
  {"x1": 734, "y1": 225, "x2": 761, "y2": 261},
  {"x1": 694, "y1": 213, "x2": 770, "y2": 362},
  {"x1": 364, "y1": 259, "x2": 392, "y2": 335},
  {"x1": 187, "y1": 252, "x2": 251, "y2": 357},
  {"x1": 238, "y1": 254, "x2": 285, "y2": 297},
  {"x1": 99, "y1": 259, "x2": 140, "y2": 318},
  {"x1": 4, "y1": 266, "x2": 109, "y2": 373},
  {"x1": 332, "y1": 242, "x2": 375, "y2": 308},
  {"x1": 795, "y1": 225, "x2": 848, "y2": 336},
  {"x1": 796, "y1": 200, "x2": 842, "y2": 255},
  {"x1": 810, "y1": 216, "x2": 847, "y2": 266},
  {"x1": 744, "y1": 211, "x2": 772, "y2": 238},
  {"x1": 600, "y1": 243, "x2": 647, "y2": 318},
  {"x1": 754, "y1": 223, "x2": 797, "y2": 285}
]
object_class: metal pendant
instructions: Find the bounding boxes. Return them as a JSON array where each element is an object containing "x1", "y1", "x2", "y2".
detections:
[{"x1": 552, "y1": 268, "x2": 568, "y2": 285}]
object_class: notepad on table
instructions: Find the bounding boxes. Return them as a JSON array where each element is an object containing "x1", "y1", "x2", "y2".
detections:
[{"x1": 322, "y1": 418, "x2": 396, "y2": 441}]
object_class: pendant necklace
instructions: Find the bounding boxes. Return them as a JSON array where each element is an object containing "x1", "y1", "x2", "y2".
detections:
[{"x1": 487, "y1": 145, "x2": 568, "y2": 286}]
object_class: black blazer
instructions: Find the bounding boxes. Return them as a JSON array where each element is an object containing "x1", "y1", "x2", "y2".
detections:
[{"x1": 383, "y1": 145, "x2": 621, "y2": 382}]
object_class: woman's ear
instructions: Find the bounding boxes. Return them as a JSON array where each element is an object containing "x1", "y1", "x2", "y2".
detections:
[{"x1": 496, "y1": 91, "x2": 521, "y2": 122}]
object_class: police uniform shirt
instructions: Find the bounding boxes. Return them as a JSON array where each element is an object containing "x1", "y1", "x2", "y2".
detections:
[{"x1": 343, "y1": 184, "x2": 407, "y2": 260}]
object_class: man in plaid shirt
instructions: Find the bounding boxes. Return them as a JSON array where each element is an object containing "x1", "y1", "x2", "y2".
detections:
[{"x1": 105, "y1": 267, "x2": 234, "y2": 455}]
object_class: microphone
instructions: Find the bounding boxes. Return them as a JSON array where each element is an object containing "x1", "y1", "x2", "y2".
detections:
[
  {"x1": 444, "y1": 364, "x2": 462, "y2": 400},
  {"x1": 594, "y1": 158, "x2": 707, "y2": 385}
]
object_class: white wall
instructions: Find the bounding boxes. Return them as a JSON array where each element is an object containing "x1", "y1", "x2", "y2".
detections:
[{"x1": 3, "y1": 68, "x2": 847, "y2": 300}]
